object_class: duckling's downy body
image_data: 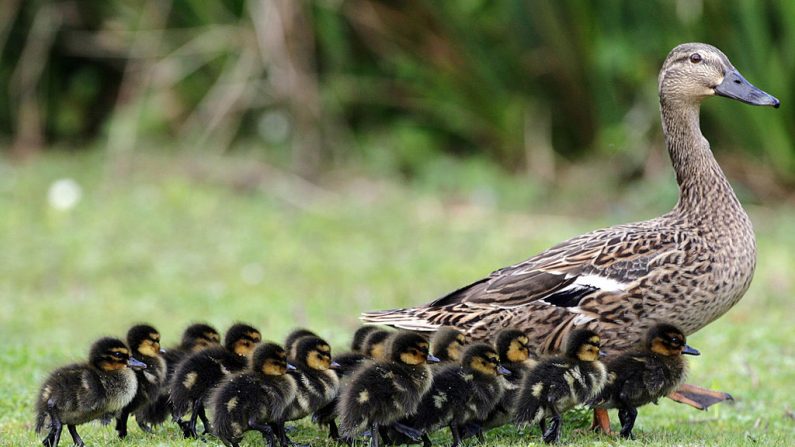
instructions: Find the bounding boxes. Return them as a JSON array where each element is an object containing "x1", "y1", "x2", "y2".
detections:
[
  {"x1": 115, "y1": 324, "x2": 166, "y2": 439},
  {"x1": 362, "y1": 43, "x2": 780, "y2": 411},
  {"x1": 475, "y1": 329, "x2": 535, "y2": 432},
  {"x1": 171, "y1": 323, "x2": 261, "y2": 438},
  {"x1": 404, "y1": 343, "x2": 508, "y2": 447},
  {"x1": 314, "y1": 327, "x2": 393, "y2": 440},
  {"x1": 35, "y1": 337, "x2": 146, "y2": 447},
  {"x1": 591, "y1": 323, "x2": 699, "y2": 438},
  {"x1": 338, "y1": 331, "x2": 438, "y2": 447},
  {"x1": 135, "y1": 323, "x2": 221, "y2": 429},
  {"x1": 211, "y1": 343, "x2": 298, "y2": 447},
  {"x1": 274, "y1": 336, "x2": 339, "y2": 446},
  {"x1": 514, "y1": 330, "x2": 607, "y2": 443}
]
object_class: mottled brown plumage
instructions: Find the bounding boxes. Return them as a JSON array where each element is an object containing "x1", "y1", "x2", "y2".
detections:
[{"x1": 362, "y1": 43, "x2": 779, "y2": 359}]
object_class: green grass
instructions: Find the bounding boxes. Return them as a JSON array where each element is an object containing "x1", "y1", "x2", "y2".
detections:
[{"x1": 1, "y1": 151, "x2": 794, "y2": 446}]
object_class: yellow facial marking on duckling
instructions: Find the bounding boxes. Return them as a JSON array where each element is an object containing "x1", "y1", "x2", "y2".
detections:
[
  {"x1": 317, "y1": 344, "x2": 331, "y2": 353},
  {"x1": 399, "y1": 350, "x2": 425, "y2": 365},
  {"x1": 246, "y1": 332, "x2": 262, "y2": 342},
  {"x1": 369, "y1": 343, "x2": 386, "y2": 361},
  {"x1": 41, "y1": 385, "x2": 52, "y2": 400},
  {"x1": 650, "y1": 338, "x2": 680, "y2": 356},
  {"x1": 307, "y1": 350, "x2": 332, "y2": 370},
  {"x1": 183, "y1": 371, "x2": 198, "y2": 389},
  {"x1": 226, "y1": 397, "x2": 238, "y2": 411},
  {"x1": 506, "y1": 338, "x2": 530, "y2": 362},
  {"x1": 234, "y1": 339, "x2": 257, "y2": 357},
  {"x1": 357, "y1": 390, "x2": 369, "y2": 403},
  {"x1": 531, "y1": 382, "x2": 544, "y2": 397},
  {"x1": 418, "y1": 342, "x2": 429, "y2": 350},
  {"x1": 262, "y1": 359, "x2": 287, "y2": 376},
  {"x1": 138, "y1": 339, "x2": 160, "y2": 358},
  {"x1": 577, "y1": 343, "x2": 601, "y2": 362},
  {"x1": 447, "y1": 342, "x2": 462, "y2": 361}
]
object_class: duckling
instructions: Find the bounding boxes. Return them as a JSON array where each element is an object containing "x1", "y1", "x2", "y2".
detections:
[
  {"x1": 338, "y1": 331, "x2": 439, "y2": 447},
  {"x1": 114, "y1": 324, "x2": 167, "y2": 439},
  {"x1": 591, "y1": 323, "x2": 699, "y2": 439},
  {"x1": 514, "y1": 329, "x2": 607, "y2": 444},
  {"x1": 272, "y1": 336, "x2": 340, "y2": 446},
  {"x1": 402, "y1": 343, "x2": 509, "y2": 447},
  {"x1": 171, "y1": 323, "x2": 261, "y2": 438},
  {"x1": 350, "y1": 325, "x2": 383, "y2": 353},
  {"x1": 35, "y1": 337, "x2": 146, "y2": 447},
  {"x1": 430, "y1": 326, "x2": 468, "y2": 364},
  {"x1": 211, "y1": 342, "x2": 298, "y2": 447},
  {"x1": 284, "y1": 328, "x2": 318, "y2": 361},
  {"x1": 314, "y1": 328, "x2": 394, "y2": 441},
  {"x1": 135, "y1": 322, "x2": 221, "y2": 430},
  {"x1": 360, "y1": 328, "x2": 392, "y2": 361},
  {"x1": 462, "y1": 329, "x2": 536, "y2": 438}
]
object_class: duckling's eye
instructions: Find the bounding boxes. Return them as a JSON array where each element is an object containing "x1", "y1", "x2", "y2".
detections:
[{"x1": 689, "y1": 53, "x2": 702, "y2": 64}]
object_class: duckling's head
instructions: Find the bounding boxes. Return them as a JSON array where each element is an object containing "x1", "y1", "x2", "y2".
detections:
[
  {"x1": 362, "y1": 329, "x2": 392, "y2": 361},
  {"x1": 564, "y1": 329, "x2": 602, "y2": 362},
  {"x1": 182, "y1": 323, "x2": 221, "y2": 352},
  {"x1": 90, "y1": 337, "x2": 146, "y2": 372},
  {"x1": 284, "y1": 328, "x2": 318, "y2": 359},
  {"x1": 224, "y1": 323, "x2": 262, "y2": 357},
  {"x1": 388, "y1": 331, "x2": 439, "y2": 366},
  {"x1": 350, "y1": 326, "x2": 381, "y2": 353},
  {"x1": 495, "y1": 329, "x2": 532, "y2": 363},
  {"x1": 659, "y1": 43, "x2": 779, "y2": 108},
  {"x1": 462, "y1": 343, "x2": 510, "y2": 377},
  {"x1": 293, "y1": 336, "x2": 335, "y2": 370},
  {"x1": 431, "y1": 326, "x2": 468, "y2": 362},
  {"x1": 252, "y1": 342, "x2": 294, "y2": 376},
  {"x1": 647, "y1": 323, "x2": 700, "y2": 357},
  {"x1": 127, "y1": 324, "x2": 162, "y2": 358}
]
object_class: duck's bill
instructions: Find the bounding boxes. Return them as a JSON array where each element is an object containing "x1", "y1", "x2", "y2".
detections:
[
  {"x1": 682, "y1": 345, "x2": 700, "y2": 356},
  {"x1": 128, "y1": 357, "x2": 147, "y2": 369},
  {"x1": 426, "y1": 354, "x2": 440, "y2": 364},
  {"x1": 497, "y1": 365, "x2": 511, "y2": 376},
  {"x1": 330, "y1": 361, "x2": 341, "y2": 369},
  {"x1": 286, "y1": 363, "x2": 297, "y2": 371},
  {"x1": 715, "y1": 70, "x2": 780, "y2": 108}
]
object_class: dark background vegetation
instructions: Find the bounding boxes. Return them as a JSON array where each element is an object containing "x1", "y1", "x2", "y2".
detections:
[{"x1": 2, "y1": 0, "x2": 793, "y2": 194}]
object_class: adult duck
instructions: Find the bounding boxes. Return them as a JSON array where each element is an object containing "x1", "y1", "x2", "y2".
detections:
[{"x1": 362, "y1": 43, "x2": 779, "y2": 412}]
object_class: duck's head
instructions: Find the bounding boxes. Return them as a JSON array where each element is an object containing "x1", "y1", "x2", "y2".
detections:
[
  {"x1": 127, "y1": 324, "x2": 162, "y2": 358},
  {"x1": 252, "y1": 342, "x2": 295, "y2": 376},
  {"x1": 225, "y1": 323, "x2": 262, "y2": 357},
  {"x1": 294, "y1": 336, "x2": 336, "y2": 371},
  {"x1": 495, "y1": 329, "x2": 532, "y2": 363},
  {"x1": 647, "y1": 323, "x2": 700, "y2": 357},
  {"x1": 431, "y1": 326, "x2": 468, "y2": 362},
  {"x1": 362, "y1": 329, "x2": 392, "y2": 361},
  {"x1": 350, "y1": 325, "x2": 381, "y2": 353},
  {"x1": 182, "y1": 323, "x2": 221, "y2": 352},
  {"x1": 284, "y1": 328, "x2": 318, "y2": 360},
  {"x1": 659, "y1": 43, "x2": 779, "y2": 108},
  {"x1": 565, "y1": 329, "x2": 602, "y2": 362},
  {"x1": 462, "y1": 343, "x2": 510, "y2": 377},
  {"x1": 90, "y1": 337, "x2": 146, "y2": 372},
  {"x1": 388, "y1": 331, "x2": 439, "y2": 366}
]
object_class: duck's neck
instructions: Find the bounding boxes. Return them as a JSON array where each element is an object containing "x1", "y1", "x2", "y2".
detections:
[{"x1": 660, "y1": 98, "x2": 740, "y2": 216}]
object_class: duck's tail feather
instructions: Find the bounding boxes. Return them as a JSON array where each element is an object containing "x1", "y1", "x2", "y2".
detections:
[{"x1": 359, "y1": 307, "x2": 440, "y2": 332}]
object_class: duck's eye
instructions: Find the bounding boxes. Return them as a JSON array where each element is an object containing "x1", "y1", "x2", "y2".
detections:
[{"x1": 689, "y1": 53, "x2": 702, "y2": 64}]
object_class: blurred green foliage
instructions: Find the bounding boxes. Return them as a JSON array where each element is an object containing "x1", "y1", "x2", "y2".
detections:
[{"x1": 1, "y1": 0, "x2": 793, "y2": 181}]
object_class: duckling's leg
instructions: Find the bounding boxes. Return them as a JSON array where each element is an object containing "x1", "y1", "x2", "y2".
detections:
[
  {"x1": 67, "y1": 425, "x2": 85, "y2": 447},
  {"x1": 369, "y1": 423, "x2": 380, "y2": 447},
  {"x1": 186, "y1": 400, "x2": 201, "y2": 438},
  {"x1": 42, "y1": 400, "x2": 62, "y2": 447},
  {"x1": 392, "y1": 422, "x2": 422, "y2": 442},
  {"x1": 449, "y1": 422, "x2": 463, "y2": 447},
  {"x1": 668, "y1": 384, "x2": 733, "y2": 410},
  {"x1": 327, "y1": 420, "x2": 340, "y2": 441},
  {"x1": 136, "y1": 419, "x2": 154, "y2": 433},
  {"x1": 541, "y1": 405, "x2": 561, "y2": 444},
  {"x1": 115, "y1": 409, "x2": 130, "y2": 438},
  {"x1": 422, "y1": 433, "x2": 432, "y2": 447},
  {"x1": 248, "y1": 417, "x2": 276, "y2": 447},
  {"x1": 617, "y1": 406, "x2": 638, "y2": 439}
]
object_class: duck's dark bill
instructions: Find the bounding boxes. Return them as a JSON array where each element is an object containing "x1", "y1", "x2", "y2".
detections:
[
  {"x1": 682, "y1": 345, "x2": 700, "y2": 356},
  {"x1": 715, "y1": 70, "x2": 780, "y2": 108},
  {"x1": 128, "y1": 357, "x2": 148, "y2": 369}
]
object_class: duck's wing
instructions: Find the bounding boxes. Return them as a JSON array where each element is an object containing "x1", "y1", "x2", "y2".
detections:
[{"x1": 361, "y1": 222, "x2": 698, "y2": 331}]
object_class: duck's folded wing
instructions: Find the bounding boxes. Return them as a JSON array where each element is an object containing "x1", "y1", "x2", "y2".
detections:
[{"x1": 362, "y1": 224, "x2": 696, "y2": 329}]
